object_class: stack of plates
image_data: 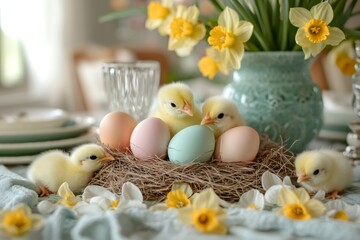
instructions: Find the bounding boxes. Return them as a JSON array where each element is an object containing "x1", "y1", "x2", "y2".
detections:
[{"x1": 0, "y1": 107, "x2": 96, "y2": 165}]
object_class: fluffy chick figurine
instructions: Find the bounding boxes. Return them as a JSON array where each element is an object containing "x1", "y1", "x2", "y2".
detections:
[
  {"x1": 152, "y1": 82, "x2": 201, "y2": 136},
  {"x1": 201, "y1": 96, "x2": 245, "y2": 138},
  {"x1": 295, "y1": 149, "x2": 353, "y2": 199},
  {"x1": 27, "y1": 143, "x2": 114, "y2": 196}
]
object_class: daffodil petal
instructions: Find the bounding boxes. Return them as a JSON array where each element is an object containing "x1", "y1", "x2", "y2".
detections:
[
  {"x1": 30, "y1": 215, "x2": 44, "y2": 230},
  {"x1": 326, "y1": 27, "x2": 345, "y2": 46},
  {"x1": 233, "y1": 21, "x2": 253, "y2": 42},
  {"x1": 175, "y1": 47, "x2": 193, "y2": 56},
  {"x1": 265, "y1": 185, "x2": 283, "y2": 204},
  {"x1": 37, "y1": 200, "x2": 57, "y2": 214},
  {"x1": 239, "y1": 189, "x2": 264, "y2": 210},
  {"x1": 163, "y1": 0, "x2": 173, "y2": 8},
  {"x1": 295, "y1": 28, "x2": 312, "y2": 47},
  {"x1": 58, "y1": 182, "x2": 74, "y2": 197},
  {"x1": 218, "y1": 7, "x2": 239, "y2": 32},
  {"x1": 294, "y1": 188, "x2": 310, "y2": 202},
  {"x1": 192, "y1": 24, "x2": 206, "y2": 41},
  {"x1": 82, "y1": 185, "x2": 117, "y2": 202},
  {"x1": 282, "y1": 176, "x2": 295, "y2": 188},
  {"x1": 261, "y1": 170, "x2": 283, "y2": 190},
  {"x1": 89, "y1": 196, "x2": 112, "y2": 210},
  {"x1": 74, "y1": 202, "x2": 104, "y2": 217},
  {"x1": 302, "y1": 46, "x2": 312, "y2": 59},
  {"x1": 119, "y1": 200, "x2": 147, "y2": 210},
  {"x1": 177, "y1": 206, "x2": 193, "y2": 224},
  {"x1": 311, "y1": 42, "x2": 326, "y2": 57},
  {"x1": 289, "y1": 8, "x2": 312, "y2": 28},
  {"x1": 310, "y1": 2, "x2": 333, "y2": 24},
  {"x1": 186, "y1": 5, "x2": 200, "y2": 24},
  {"x1": 304, "y1": 199, "x2": 326, "y2": 217},
  {"x1": 172, "y1": 182, "x2": 193, "y2": 197},
  {"x1": 145, "y1": 19, "x2": 163, "y2": 30},
  {"x1": 121, "y1": 182, "x2": 143, "y2": 202},
  {"x1": 193, "y1": 188, "x2": 219, "y2": 209},
  {"x1": 278, "y1": 187, "x2": 299, "y2": 206}
]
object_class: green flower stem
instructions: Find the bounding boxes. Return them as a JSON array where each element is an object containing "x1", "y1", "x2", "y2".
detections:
[
  {"x1": 254, "y1": 0, "x2": 275, "y2": 49},
  {"x1": 280, "y1": 0, "x2": 289, "y2": 51},
  {"x1": 99, "y1": 7, "x2": 146, "y2": 23},
  {"x1": 230, "y1": 0, "x2": 271, "y2": 50},
  {"x1": 209, "y1": 0, "x2": 224, "y2": 12}
]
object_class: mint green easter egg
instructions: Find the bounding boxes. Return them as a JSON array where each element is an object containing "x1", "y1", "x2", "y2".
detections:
[{"x1": 168, "y1": 125, "x2": 215, "y2": 165}]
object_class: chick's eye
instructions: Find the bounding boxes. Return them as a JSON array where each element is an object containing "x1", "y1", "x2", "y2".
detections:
[
  {"x1": 217, "y1": 113, "x2": 224, "y2": 119},
  {"x1": 90, "y1": 155, "x2": 98, "y2": 160},
  {"x1": 170, "y1": 102, "x2": 177, "y2": 108},
  {"x1": 313, "y1": 169, "x2": 320, "y2": 175}
]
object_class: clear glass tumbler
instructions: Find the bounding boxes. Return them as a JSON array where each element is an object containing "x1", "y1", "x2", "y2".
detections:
[{"x1": 102, "y1": 61, "x2": 160, "y2": 122}]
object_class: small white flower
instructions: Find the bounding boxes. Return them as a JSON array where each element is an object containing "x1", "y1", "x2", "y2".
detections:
[
  {"x1": 81, "y1": 182, "x2": 146, "y2": 213},
  {"x1": 37, "y1": 182, "x2": 81, "y2": 215},
  {"x1": 262, "y1": 171, "x2": 295, "y2": 205},
  {"x1": 325, "y1": 199, "x2": 360, "y2": 222},
  {"x1": 239, "y1": 189, "x2": 264, "y2": 210}
]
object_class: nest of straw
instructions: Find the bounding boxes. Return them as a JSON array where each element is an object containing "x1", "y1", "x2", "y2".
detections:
[{"x1": 90, "y1": 135, "x2": 295, "y2": 203}]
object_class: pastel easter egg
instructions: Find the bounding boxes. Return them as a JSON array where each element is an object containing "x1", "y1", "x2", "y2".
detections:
[
  {"x1": 99, "y1": 112, "x2": 137, "y2": 152},
  {"x1": 215, "y1": 126, "x2": 260, "y2": 163},
  {"x1": 168, "y1": 125, "x2": 215, "y2": 165},
  {"x1": 130, "y1": 117, "x2": 171, "y2": 160}
]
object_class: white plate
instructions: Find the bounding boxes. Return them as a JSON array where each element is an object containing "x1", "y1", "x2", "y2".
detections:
[
  {"x1": 0, "y1": 155, "x2": 38, "y2": 165},
  {"x1": 0, "y1": 130, "x2": 97, "y2": 156},
  {"x1": 0, "y1": 107, "x2": 68, "y2": 132},
  {"x1": 0, "y1": 115, "x2": 96, "y2": 143}
]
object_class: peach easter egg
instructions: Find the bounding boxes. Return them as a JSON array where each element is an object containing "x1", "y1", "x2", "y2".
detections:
[
  {"x1": 99, "y1": 112, "x2": 137, "y2": 152},
  {"x1": 215, "y1": 126, "x2": 260, "y2": 163}
]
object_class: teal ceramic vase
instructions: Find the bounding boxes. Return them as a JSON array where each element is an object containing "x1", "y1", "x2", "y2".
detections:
[{"x1": 222, "y1": 52, "x2": 323, "y2": 153}]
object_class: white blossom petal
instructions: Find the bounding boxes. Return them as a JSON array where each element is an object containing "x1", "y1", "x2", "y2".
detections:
[
  {"x1": 261, "y1": 171, "x2": 282, "y2": 190},
  {"x1": 83, "y1": 185, "x2": 117, "y2": 202},
  {"x1": 310, "y1": 2, "x2": 333, "y2": 24},
  {"x1": 37, "y1": 200, "x2": 57, "y2": 214},
  {"x1": 121, "y1": 182, "x2": 143, "y2": 202}
]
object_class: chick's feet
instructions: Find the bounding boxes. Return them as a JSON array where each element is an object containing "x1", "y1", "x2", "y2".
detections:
[
  {"x1": 326, "y1": 190, "x2": 341, "y2": 200},
  {"x1": 38, "y1": 184, "x2": 52, "y2": 197}
]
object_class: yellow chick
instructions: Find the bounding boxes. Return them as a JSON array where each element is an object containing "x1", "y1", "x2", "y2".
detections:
[
  {"x1": 295, "y1": 149, "x2": 353, "y2": 199},
  {"x1": 152, "y1": 82, "x2": 201, "y2": 136},
  {"x1": 201, "y1": 96, "x2": 245, "y2": 138},
  {"x1": 27, "y1": 143, "x2": 114, "y2": 196}
]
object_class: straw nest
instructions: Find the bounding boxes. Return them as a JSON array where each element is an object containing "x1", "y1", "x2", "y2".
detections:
[{"x1": 90, "y1": 135, "x2": 295, "y2": 203}]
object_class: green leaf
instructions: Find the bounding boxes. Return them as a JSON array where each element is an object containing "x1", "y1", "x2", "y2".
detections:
[
  {"x1": 99, "y1": 6, "x2": 147, "y2": 23},
  {"x1": 279, "y1": 0, "x2": 289, "y2": 51}
]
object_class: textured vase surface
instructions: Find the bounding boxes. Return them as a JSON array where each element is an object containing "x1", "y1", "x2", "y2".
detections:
[{"x1": 223, "y1": 52, "x2": 323, "y2": 153}]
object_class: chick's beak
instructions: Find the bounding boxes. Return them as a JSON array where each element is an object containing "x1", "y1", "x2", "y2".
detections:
[
  {"x1": 201, "y1": 113, "x2": 214, "y2": 125},
  {"x1": 297, "y1": 173, "x2": 310, "y2": 183},
  {"x1": 181, "y1": 100, "x2": 193, "y2": 116},
  {"x1": 99, "y1": 153, "x2": 115, "y2": 164}
]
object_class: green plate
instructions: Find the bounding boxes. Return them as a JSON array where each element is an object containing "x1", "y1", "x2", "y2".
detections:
[{"x1": 0, "y1": 116, "x2": 95, "y2": 143}]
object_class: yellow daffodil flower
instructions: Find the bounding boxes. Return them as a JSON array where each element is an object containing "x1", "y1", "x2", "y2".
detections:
[
  {"x1": 168, "y1": 5, "x2": 206, "y2": 57},
  {"x1": 278, "y1": 188, "x2": 326, "y2": 220},
  {"x1": 335, "y1": 52, "x2": 356, "y2": 76},
  {"x1": 178, "y1": 188, "x2": 227, "y2": 234},
  {"x1": 165, "y1": 182, "x2": 192, "y2": 209},
  {"x1": 289, "y1": 2, "x2": 345, "y2": 59},
  {"x1": 0, "y1": 204, "x2": 43, "y2": 237},
  {"x1": 145, "y1": 0, "x2": 173, "y2": 35},
  {"x1": 198, "y1": 48, "x2": 232, "y2": 80},
  {"x1": 166, "y1": 190, "x2": 191, "y2": 208},
  {"x1": 57, "y1": 182, "x2": 79, "y2": 208},
  {"x1": 208, "y1": 7, "x2": 253, "y2": 70}
]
